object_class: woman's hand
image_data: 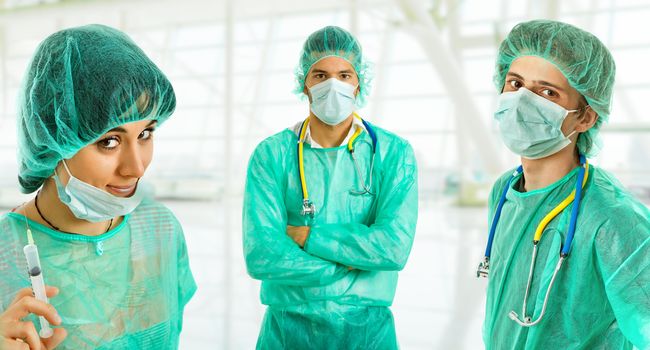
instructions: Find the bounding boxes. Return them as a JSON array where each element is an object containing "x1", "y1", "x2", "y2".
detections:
[{"x1": 0, "y1": 286, "x2": 67, "y2": 350}]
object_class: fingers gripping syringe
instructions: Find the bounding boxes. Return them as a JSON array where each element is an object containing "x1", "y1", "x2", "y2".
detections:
[{"x1": 23, "y1": 227, "x2": 54, "y2": 338}]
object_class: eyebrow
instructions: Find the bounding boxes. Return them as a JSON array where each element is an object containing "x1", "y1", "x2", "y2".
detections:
[
  {"x1": 107, "y1": 120, "x2": 157, "y2": 134},
  {"x1": 311, "y1": 69, "x2": 356, "y2": 74},
  {"x1": 506, "y1": 72, "x2": 565, "y2": 92}
]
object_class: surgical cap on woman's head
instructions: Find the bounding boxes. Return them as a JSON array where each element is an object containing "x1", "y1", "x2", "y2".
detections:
[
  {"x1": 494, "y1": 19, "x2": 616, "y2": 158},
  {"x1": 294, "y1": 26, "x2": 372, "y2": 108},
  {"x1": 17, "y1": 24, "x2": 176, "y2": 193}
]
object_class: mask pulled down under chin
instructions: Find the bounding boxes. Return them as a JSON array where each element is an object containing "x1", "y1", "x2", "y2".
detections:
[{"x1": 53, "y1": 160, "x2": 149, "y2": 223}]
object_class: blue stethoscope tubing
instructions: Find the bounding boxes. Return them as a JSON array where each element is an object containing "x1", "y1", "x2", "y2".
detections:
[
  {"x1": 478, "y1": 154, "x2": 589, "y2": 327},
  {"x1": 483, "y1": 154, "x2": 587, "y2": 260}
]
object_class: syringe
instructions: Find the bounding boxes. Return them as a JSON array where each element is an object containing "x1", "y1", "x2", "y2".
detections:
[{"x1": 23, "y1": 228, "x2": 54, "y2": 338}]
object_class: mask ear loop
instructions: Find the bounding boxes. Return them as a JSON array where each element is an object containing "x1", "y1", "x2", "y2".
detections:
[
  {"x1": 52, "y1": 159, "x2": 72, "y2": 185},
  {"x1": 565, "y1": 104, "x2": 591, "y2": 139},
  {"x1": 61, "y1": 159, "x2": 73, "y2": 177}
]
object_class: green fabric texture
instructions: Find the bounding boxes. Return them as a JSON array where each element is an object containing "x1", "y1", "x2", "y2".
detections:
[
  {"x1": 0, "y1": 198, "x2": 196, "y2": 350},
  {"x1": 242, "y1": 125, "x2": 418, "y2": 348},
  {"x1": 494, "y1": 20, "x2": 616, "y2": 158},
  {"x1": 17, "y1": 24, "x2": 176, "y2": 194},
  {"x1": 483, "y1": 165, "x2": 650, "y2": 349},
  {"x1": 256, "y1": 301, "x2": 398, "y2": 350},
  {"x1": 294, "y1": 26, "x2": 372, "y2": 108}
]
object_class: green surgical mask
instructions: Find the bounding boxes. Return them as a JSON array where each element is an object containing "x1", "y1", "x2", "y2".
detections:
[{"x1": 495, "y1": 88, "x2": 582, "y2": 159}]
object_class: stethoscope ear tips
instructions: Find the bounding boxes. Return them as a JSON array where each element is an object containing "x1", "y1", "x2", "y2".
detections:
[
  {"x1": 508, "y1": 311, "x2": 518, "y2": 321},
  {"x1": 509, "y1": 311, "x2": 533, "y2": 325}
]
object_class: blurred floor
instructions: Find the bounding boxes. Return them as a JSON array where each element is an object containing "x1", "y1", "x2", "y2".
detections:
[{"x1": 170, "y1": 197, "x2": 488, "y2": 349}]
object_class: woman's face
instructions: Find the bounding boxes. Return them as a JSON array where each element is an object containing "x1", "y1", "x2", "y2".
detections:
[
  {"x1": 54, "y1": 119, "x2": 156, "y2": 197},
  {"x1": 503, "y1": 55, "x2": 594, "y2": 137}
]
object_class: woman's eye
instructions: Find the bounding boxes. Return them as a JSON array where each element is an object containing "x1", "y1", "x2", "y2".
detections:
[
  {"x1": 139, "y1": 129, "x2": 154, "y2": 140},
  {"x1": 97, "y1": 137, "x2": 119, "y2": 150}
]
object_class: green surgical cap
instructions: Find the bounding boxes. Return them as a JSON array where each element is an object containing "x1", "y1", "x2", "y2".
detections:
[
  {"x1": 494, "y1": 20, "x2": 616, "y2": 158},
  {"x1": 294, "y1": 26, "x2": 372, "y2": 108},
  {"x1": 17, "y1": 24, "x2": 176, "y2": 193}
]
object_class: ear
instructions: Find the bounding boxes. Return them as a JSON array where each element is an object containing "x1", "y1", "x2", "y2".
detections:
[
  {"x1": 575, "y1": 107, "x2": 598, "y2": 133},
  {"x1": 303, "y1": 86, "x2": 312, "y2": 103}
]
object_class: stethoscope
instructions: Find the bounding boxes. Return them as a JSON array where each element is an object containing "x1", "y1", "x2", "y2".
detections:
[
  {"x1": 297, "y1": 113, "x2": 378, "y2": 218},
  {"x1": 476, "y1": 154, "x2": 590, "y2": 327}
]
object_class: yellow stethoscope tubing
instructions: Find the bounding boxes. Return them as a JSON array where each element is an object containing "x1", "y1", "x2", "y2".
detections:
[
  {"x1": 532, "y1": 159, "x2": 590, "y2": 243},
  {"x1": 297, "y1": 113, "x2": 366, "y2": 202}
]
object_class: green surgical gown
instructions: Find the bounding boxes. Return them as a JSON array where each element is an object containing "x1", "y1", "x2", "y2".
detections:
[
  {"x1": 0, "y1": 198, "x2": 196, "y2": 349},
  {"x1": 243, "y1": 125, "x2": 418, "y2": 349},
  {"x1": 483, "y1": 165, "x2": 650, "y2": 349}
]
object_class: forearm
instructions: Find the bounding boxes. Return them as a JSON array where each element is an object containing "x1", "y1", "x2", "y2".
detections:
[
  {"x1": 245, "y1": 226, "x2": 350, "y2": 286},
  {"x1": 305, "y1": 222, "x2": 415, "y2": 271}
]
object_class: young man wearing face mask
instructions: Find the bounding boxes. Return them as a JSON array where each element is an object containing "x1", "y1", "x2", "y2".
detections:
[
  {"x1": 242, "y1": 26, "x2": 419, "y2": 349},
  {"x1": 478, "y1": 20, "x2": 650, "y2": 349}
]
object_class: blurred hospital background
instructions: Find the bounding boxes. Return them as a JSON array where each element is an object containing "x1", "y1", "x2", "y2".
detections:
[{"x1": 0, "y1": 0, "x2": 648, "y2": 348}]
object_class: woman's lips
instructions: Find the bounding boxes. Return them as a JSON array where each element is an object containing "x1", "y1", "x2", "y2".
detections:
[{"x1": 106, "y1": 184, "x2": 136, "y2": 197}]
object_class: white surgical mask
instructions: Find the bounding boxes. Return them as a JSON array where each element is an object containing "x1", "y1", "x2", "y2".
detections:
[
  {"x1": 309, "y1": 78, "x2": 357, "y2": 126},
  {"x1": 54, "y1": 160, "x2": 147, "y2": 222},
  {"x1": 494, "y1": 88, "x2": 582, "y2": 159}
]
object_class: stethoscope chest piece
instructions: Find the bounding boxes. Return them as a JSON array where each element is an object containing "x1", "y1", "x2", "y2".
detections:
[
  {"x1": 301, "y1": 199, "x2": 315, "y2": 218},
  {"x1": 477, "y1": 256, "x2": 490, "y2": 278}
]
